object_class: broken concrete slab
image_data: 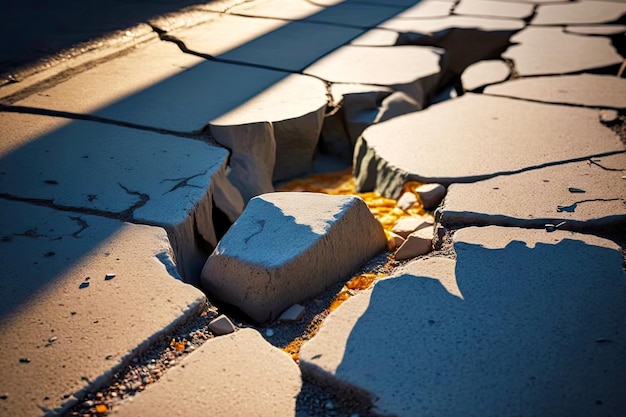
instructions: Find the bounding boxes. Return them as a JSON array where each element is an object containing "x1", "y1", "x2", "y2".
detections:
[
  {"x1": 415, "y1": 183, "x2": 447, "y2": 210},
  {"x1": 391, "y1": 215, "x2": 434, "y2": 239},
  {"x1": 14, "y1": 36, "x2": 329, "y2": 186},
  {"x1": 484, "y1": 73, "x2": 626, "y2": 109},
  {"x1": 201, "y1": 192, "x2": 386, "y2": 322},
  {"x1": 305, "y1": 45, "x2": 444, "y2": 104},
  {"x1": 0, "y1": 199, "x2": 205, "y2": 417},
  {"x1": 440, "y1": 152, "x2": 626, "y2": 232},
  {"x1": 0, "y1": 111, "x2": 228, "y2": 283},
  {"x1": 171, "y1": 13, "x2": 363, "y2": 73},
  {"x1": 111, "y1": 329, "x2": 301, "y2": 417},
  {"x1": 300, "y1": 227, "x2": 626, "y2": 416},
  {"x1": 503, "y1": 26, "x2": 623, "y2": 76},
  {"x1": 385, "y1": 15, "x2": 523, "y2": 79},
  {"x1": 533, "y1": 0, "x2": 626, "y2": 25},
  {"x1": 454, "y1": 0, "x2": 534, "y2": 19},
  {"x1": 353, "y1": 93, "x2": 625, "y2": 198},
  {"x1": 461, "y1": 59, "x2": 510, "y2": 91}
]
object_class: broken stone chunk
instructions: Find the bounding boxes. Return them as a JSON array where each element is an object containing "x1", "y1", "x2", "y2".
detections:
[
  {"x1": 415, "y1": 183, "x2": 447, "y2": 210},
  {"x1": 278, "y1": 304, "x2": 306, "y2": 322},
  {"x1": 201, "y1": 192, "x2": 387, "y2": 323},
  {"x1": 533, "y1": 0, "x2": 626, "y2": 26},
  {"x1": 387, "y1": 231, "x2": 406, "y2": 251},
  {"x1": 208, "y1": 315, "x2": 236, "y2": 336},
  {"x1": 395, "y1": 226, "x2": 434, "y2": 260},
  {"x1": 391, "y1": 216, "x2": 434, "y2": 239},
  {"x1": 461, "y1": 60, "x2": 510, "y2": 91},
  {"x1": 396, "y1": 192, "x2": 418, "y2": 211}
]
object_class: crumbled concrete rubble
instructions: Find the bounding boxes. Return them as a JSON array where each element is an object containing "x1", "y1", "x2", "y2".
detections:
[
  {"x1": 1, "y1": 0, "x2": 626, "y2": 416},
  {"x1": 201, "y1": 192, "x2": 386, "y2": 323}
]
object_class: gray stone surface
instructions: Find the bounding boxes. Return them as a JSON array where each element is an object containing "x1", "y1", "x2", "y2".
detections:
[
  {"x1": 461, "y1": 59, "x2": 510, "y2": 91},
  {"x1": 484, "y1": 73, "x2": 626, "y2": 109},
  {"x1": 14, "y1": 38, "x2": 328, "y2": 187},
  {"x1": 454, "y1": 0, "x2": 534, "y2": 19},
  {"x1": 0, "y1": 200, "x2": 205, "y2": 417},
  {"x1": 440, "y1": 152, "x2": 626, "y2": 231},
  {"x1": 201, "y1": 192, "x2": 386, "y2": 323},
  {"x1": 533, "y1": 0, "x2": 626, "y2": 25},
  {"x1": 112, "y1": 328, "x2": 301, "y2": 417},
  {"x1": 384, "y1": 16, "x2": 523, "y2": 78},
  {"x1": 300, "y1": 226, "x2": 626, "y2": 417},
  {"x1": 305, "y1": 45, "x2": 444, "y2": 104},
  {"x1": 0, "y1": 112, "x2": 228, "y2": 283},
  {"x1": 503, "y1": 26, "x2": 623, "y2": 76},
  {"x1": 353, "y1": 93, "x2": 625, "y2": 198}
]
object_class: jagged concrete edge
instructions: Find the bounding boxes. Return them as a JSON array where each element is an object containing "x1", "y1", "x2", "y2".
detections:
[{"x1": 44, "y1": 295, "x2": 206, "y2": 417}]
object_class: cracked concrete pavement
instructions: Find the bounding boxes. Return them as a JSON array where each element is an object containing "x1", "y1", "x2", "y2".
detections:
[{"x1": 1, "y1": 0, "x2": 625, "y2": 416}]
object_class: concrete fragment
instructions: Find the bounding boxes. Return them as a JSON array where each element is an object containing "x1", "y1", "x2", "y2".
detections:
[
  {"x1": 461, "y1": 60, "x2": 510, "y2": 91},
  {"x1": 454, "y1": 0, "x2": 534, "y2": 19},
  {"x1": 533, "y1": 0, "x2": 626, "y2": 25},
  {"x1": 278, "y1": 304, "x2": 306, "y2": 322},
  {"x1": 201, "y1": 193, "x2": 386, "y2": 322},
  {"x1": 387, "y1": 231, "x2": 406, "y2": 251},
  {"x1": 0, "y1": 200, "x2": 205, "y2": 417},
  {"x1": 353, "y1": 94, "x2": 625, "y2": 197},
  {"x1": 391, "y1": 216, "x2": 434, "y2": 239},
  {"x1": 300, "y1": 227, "x2": 626, "y2": 416},
  {"x1": 0, "y1": 112, "x2": 228, "y2": 283},
  {"x1": 112, "y1": 329, "x2": 301, "y2": 417},
  {"x1": 394, "y1": 225, "x2": 434, "y2": 260},
  {"x1": 305, "y1": 45, "x2": 444, "y2": 104},
  {"x1": 396, "y1": 191, "x2": 418, "y2": 211},
  {"x1": 382, "y1": 16, "x2": 522, "y2": 79},
  {"x1": 208, "y1": 314, "x2": 236, "y2": 336},
  {"x1": 600, "y1": 109, "x2": 619, "y2": 123},
  {"x1": 440, "y1": 152, "x2": 626, "y2": 232},
  {"x1": 415, "y1": 183, "x2": 447, "y2": 210},
  {"x1": 484, "y1": 74, "x2": 626, "y2": 109},
  {"x1": 503, "y1": 27, "x2": 623, "y2": 76}
]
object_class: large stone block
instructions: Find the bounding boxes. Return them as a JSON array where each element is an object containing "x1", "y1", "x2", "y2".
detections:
[{"x1": 201, "y1": 192, "x2": 387, "y2": 322}]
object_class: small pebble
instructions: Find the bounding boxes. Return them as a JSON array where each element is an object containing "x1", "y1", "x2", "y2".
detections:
[
  {"x1": 19, "y1": 357, "x2": 31, "y2": 363},
  {"x1": 0, "y1": 393, "x2": 8, "y2": 400},
  {"x1": 83, "y1": 400, "x2": 94, "y2": 408},
  {"x1": 104, "y1": 273, "x2": 116, "y2": 280},
  {"x1": 568, "y1": 187, "x2": 585, "y2": 193},
  {"x1": 265, "y1": 328, "x2": 274, "y2": 337},
  {"x1": 325, "y1": 400, "x2": 334, "y2": 410},
  {"x1": 48, "y1": 336, "x2": 57, "y2": 343}
]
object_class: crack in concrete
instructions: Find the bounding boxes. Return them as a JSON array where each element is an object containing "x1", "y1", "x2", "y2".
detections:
[
  {"x1": 557, "y1": 198, "x2": 624, "y2": 213},
  {"x1": 117, "y1": 183, "x2": 150, "y2": 221},
  {"x1": 0, "y1": 104, "x2": 210, "y2": 140},
  {"x1": 68, "y1": 215, "x2": 89, "y2": 238},
  {"x1": 589, "y1": 158, "x2": 626, "y2": 172},
  {"x1": 160, "y1": 171, "x2": 207, "y2": 195},
  {"x1": 244, "y1": 219, "x2": 265, "y2": 244},
  {"x1": 480, "y1": 90, "x2": 626, "y2": 111}
]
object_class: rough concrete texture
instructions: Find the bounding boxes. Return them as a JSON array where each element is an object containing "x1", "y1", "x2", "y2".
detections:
[
  {"x1": 0, "y1": 200, "x2": 205, "y2": 417},
  {"x1": 305, "y1": 45, "x2": 444, "y2": 104},
  {"x1": 14, "y1": 37, "x2": 328, "y2": 187},
  {"x1": 533, "y1": 0, "x2": 626, "y2": 25},
  {"x1": 382, "y1": 15, "x2": 523, "y2": 78},
  {"x1": 300, "y1": 227, "x2": 626, "y2": 417},
  {"x1": 353, "y1": 93, "x2": 625, "y2": 198},
  {"x1": 454, "y1": 0, "x2": 534, "y2": 19},
  {"x1": 461, "y1": 59, "x2": 510, "y2": 91},
  {"x1": 201, "y1": 192, "x2": 386, "y2": 322},
  {"x1": 440, "y1": 152, "x2": 626, "y2": 232},
  {"x1": 111, "y1": 329, "x2": 301, "y2": 417},
  {"x1": 0, "y1": 112, "x2": 228, "y2": 283},
  {"x1": 503, "y1": 26, "x2": 623, "y2": 76},
  {"x1": 484, "y1": 73, "x2": 626, "y2": 109}
]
